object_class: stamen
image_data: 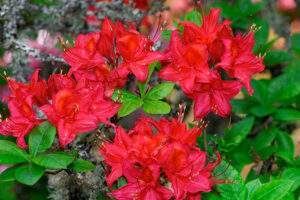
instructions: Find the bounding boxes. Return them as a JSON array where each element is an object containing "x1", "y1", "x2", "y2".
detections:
[{"x1": 244, "y1": 16, "x2": 253, "y2": 37}]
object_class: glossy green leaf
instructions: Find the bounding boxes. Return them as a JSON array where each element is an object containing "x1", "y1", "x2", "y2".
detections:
[
  {"x1": 257, "y1": 145, "x2": 277, "y2": 160},
  {"x1": 0, "y1": 140, "x2": 30, "y2": 164},
  {"x1": 211, "y1": 2, "x2": 241, "y2": 19},
  {"x1": 264, "y1": 51, "x2": 293, "y2": 66},
  {"x1": 142, "y1": 100, "x2": 170, "y2": 114},
  {"x1": 184, "y1": 10, "x2": 202, "y2": 26},
  {"x1": 281, "y1": 168, "x2": 300, "y2": 192},
  {"x1": 0, "y1": 166, "x2": 21, "y2": 181},
  {"x1": 230, "y1": 99, "x2": 255, "y2": 114},
  {"x1": 69, "y1": 159, "x2": 95, "y2": 172},
  {"x1": 214, "y1": 160, "x2": 247, "y2": 200},
  {"x1": 291, "y1": 33, "x2": 300, "y2": 56},
  {"x1": 243, "y1": 79, "x2": 268, "y2": 105},
  {"x1": 201, "y1": 192, "x2": 223, "y2": 200},
  {"x1": 29, "y1": 121, "x2": 56, "y2": 157},
  {"x1": 224, "y1": 116, "x2": 255, "y2": 150},
  {"x1": 111, "y1": 89, "x2": 140, "y2": 103},
  {"x1": 15, "y1": 164, "x2": 45, "y2": 186},
  {"x1": 276, "y1": 151, "x2": 294, "y2": 165},
  {"x1": 254, "y1": 127, "x2": 278, "y2": 151},
  {"x1": 267, "y1": 72, "x2": 300, "y2": 104},
  {"x1": 250, "y1": 105, "x2": 277, "y2": 117},
  {"x1": 118, "y1": 99, "x2": 143, "y2": 117},
  {"x1": 32, "y1": 152, "x2": 75, "y2": 169},
  {"x1": 276, "y1": 131, "x2": 295, "y2": 158},
  {"x1": 145, "y1": 82, "x2": 174, "y2": 100},
  {"x1": 246, "y1": 179, "x2": 262, "y2": 200},
  {"x1": 273, "y1": 108, "x2": 300, "y2": 121},
  {"x1": 249, "y1": 180, "x2": 294, "y2": 200}
]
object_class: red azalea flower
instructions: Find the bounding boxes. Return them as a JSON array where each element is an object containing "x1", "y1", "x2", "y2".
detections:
[
  {"x1": 116, "y1": 22, "x2": 166, "y2": 82},
  {"x1": 40, "y1": 79, "x2": 120, "y2": 147},
  {"x1": 61, "y1": 31, "x2": 105, "y2": 75},
  {"x1": 0, "y1": 97, "x2": 41, "y2": 148},
  {"x1": 109, "y1": 163, "x2": 173, "y2": 200},
  {"x1": 193, "y1": 71, "x2": 242, "y2": 120},
  {"x1": 159, "y1": 30, "x2": 210, "y2": 95},
  {"x1": 216, "y1": 32, "x2": 265, "y2": 95},
  {"x1": 99, "y1": 126, "x2": 132, "y2": 188},
  {"x1": 6, "y1": 70, "x2": 49, "y2": 107}
]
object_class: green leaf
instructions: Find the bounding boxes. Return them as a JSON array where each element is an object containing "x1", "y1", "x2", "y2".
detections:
[
  {"x1": 281, "y1": 168, "x2": 300, "y2": 192},
  {"x1": 237, "y1": 0, "x2": 252, "y2": 15},
  {"x1": 0, "y1": 140, "x2": 30, "y2": 164},
  {"x1": 201, "y1": 192, "x2": 223, "y2": 200},
  {"x1": 29, "y1": 121, "x2": 56, "y2": 157},
  {"x1": 145, "y1": 82, "x2": 174, "y2": 100},
  {"x1": 111, "y1": 89, "x2": 140, "y2": 103},
  {"x1": 257, "y1": 145, "x2": 277, "y2": 160},
  {"x1": 161, "y1": 30, "x2": 172, "y2": 42},
  {"x1": 15, "y1": 164, "x2": 45, "y2": 186},
  {"x1": 0, "y1": 166, "x2": 21, "y2": 181},
  {"x1": 281, "y1": 192, "x2": 294, "y2": 200},
  {"x1": 69, "y1": 159, "x2": 95, "y2": 172},
  {"x1": 246, "y1": 179, "x2": 262, "y2": 200},
  {"x1": 264, "y1": 51, "x2": 294, "y2": 66},
  {"x1": 273, "y1": 108, "x2": 300, "y2": 121},
  {"x1": 118, "y1": 99, "x2": 143, "y2": 117},
  {"x1": 249, "y1": 180, "x2": 294, "y2": 200},
  {"x1": 32, "y1": 152, "x2": 75, "y2": 169},
  {"x1": 184, "y1": 10, "x2": 202, "y2": 26},
  {"x1": 214, "y1": 160, "x2": 247, "y2": 200},
  {"x1": 224, "y1": 116, "x2": 255, "y2": 151},
  {"x1": 276, "y1": 151, "x2": 294, "y2": 165},
  {"x1": 291, "y1": 33, "x2": 300, "y2": 56},
  {"x1": 243, "y1": 79, "x2": 268, "y2": 105},
  {"x1": 237, "y1": 0, "x2": 266, "y2": 15},
  {"x1": 142, "y1": 100, "x2": 170, "y2": 114},
  {"x1": 276, "y1": 131, "x2": 295, "y2": 158},
  {"x1": 138, "y1": 60, "x2": 158, "y2": 98},
  {"x1": 267, "y1": 72, "x2": 300, "y2": 103},
  {"x1": 250, "y1": 105, "x2": 277, "y2": 117},
  {"x1": 230, "y1": 99, "x2": 255, "y2": 114},
  {"x1": 211, "y1": 2, "x2": 241, "y2": 19},
  {"x1": 253, "y1": 127, "x2": 278, "y2": 151}
]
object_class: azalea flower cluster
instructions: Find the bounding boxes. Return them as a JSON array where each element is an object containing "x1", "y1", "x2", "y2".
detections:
[
  {"x1": 99, "y1": 114, "x2": 224, "y2": 200},
  {"x1": 0, "y1": 69, "x2": 121, "y2": 148},
  {"x1": 159, "y1": 7, "x2": 265, "y2": 119},
  {"x1": 0, "y1": 16, "x2": 168, "y2": 148}
]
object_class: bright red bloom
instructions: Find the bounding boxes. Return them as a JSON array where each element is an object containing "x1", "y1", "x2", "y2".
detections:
[
  {"x1": 0, "y1": 97, "x2": 41, "y2": 148},
  {"x1": 116, "y1": 22, "x2": 166, "y2": 82},
  {"x1": 216, "y1": 32, "x2": 265, "y2": 95},
  {"x1": 0, "y1": 70, "x2": 47, "y2": 148},
  {"x1": 40, "y1": 77, "x2": 121, "y2": 147},
  {"x1": 99, "y1": 126, "x2": 132, "y2": 188},
  {"x1": 109, "y1": 163, "x2": 173, "y2": 200},
  {"x1": 159, "y1": 30, "x2": 210, "y2": 95},
  {"x1": 192, "y1": 71, "x2": 242, "y2": 120},
  {"x1": 100, "y1": 116, "x2": 223, "y2": 200},
  {"x1": 61, "y1": 31, "x2": 105, "y2": 75}
]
